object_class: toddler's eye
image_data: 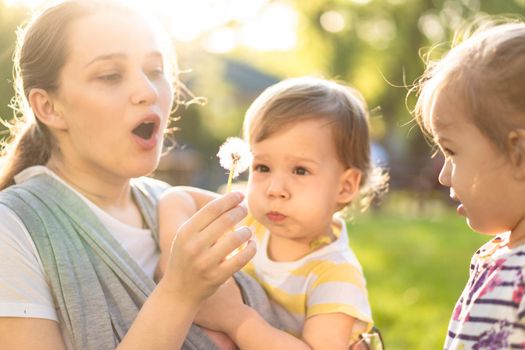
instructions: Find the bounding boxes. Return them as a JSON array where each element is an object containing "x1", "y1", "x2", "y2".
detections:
[
  {"x1": 254, "y1": 164, "x2": 270, "y2": 173},
  {"x1": 293, "y1": 167, "x2": 309, "y2": 175}
]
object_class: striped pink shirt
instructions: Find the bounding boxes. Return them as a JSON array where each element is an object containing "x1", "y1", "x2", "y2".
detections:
[{"x1": 445, "y1": 233, "x2": 525, "y2": 349}]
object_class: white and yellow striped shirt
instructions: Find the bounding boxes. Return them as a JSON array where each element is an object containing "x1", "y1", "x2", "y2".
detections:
[{"x1": 243, "y1": 215, "x2": 373, "y2": 340}]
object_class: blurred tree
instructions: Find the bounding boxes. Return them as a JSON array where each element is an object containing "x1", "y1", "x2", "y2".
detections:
[
  {"x1": 276, "y1": 0, "x2": 525, "y2": 189},
  {"x1": 1, "y1": 0, "x2": 525, "y2": 190}
]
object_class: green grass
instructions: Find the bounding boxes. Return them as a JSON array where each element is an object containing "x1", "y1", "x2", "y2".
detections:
[{"x1": 347, "y1": 192, "x2": 488, "y2": 350}]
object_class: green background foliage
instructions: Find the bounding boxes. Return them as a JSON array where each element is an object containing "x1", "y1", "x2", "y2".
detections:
[{"x1": 350, "y1": 194, "x2": 487, "y2": 349}]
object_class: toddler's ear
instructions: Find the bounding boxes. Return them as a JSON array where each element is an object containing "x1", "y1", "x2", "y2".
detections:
[
  {"x1": 28, "y1": 88, "x2": 68, "y2": 131},
  {"x1": 508, "y1": 129, "x2": 525, "y2": 180},
  {"x1": 338, "y1": 168, "x2": 361, "y2": 204}
]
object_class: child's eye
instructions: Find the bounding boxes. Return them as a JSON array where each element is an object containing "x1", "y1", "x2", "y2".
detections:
[
  {"x1": 442, "y1": 147, "x2": 455, "y2": 158},
  {"x1": 254, "y1": 164, "x2": 270, "y2": 173},
  {"x1": 293, "y1": 167, "x2": 309, "y2": 176}
]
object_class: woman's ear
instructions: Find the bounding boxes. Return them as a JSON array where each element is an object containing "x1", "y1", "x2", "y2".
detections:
[
  {"x1": 507, "y1": 129, "x2": 525, "y2": 180},
  {"x1": 28, "y1": 88, "x2": 68, "y2": 130},
  {"x1": 338, "y1": 168, "x2": 362, "y2": 204}
]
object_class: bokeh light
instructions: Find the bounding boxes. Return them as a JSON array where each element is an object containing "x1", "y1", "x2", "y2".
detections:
[{"x1": 5, "y1": 0, "x2": 298, "y2": 52}]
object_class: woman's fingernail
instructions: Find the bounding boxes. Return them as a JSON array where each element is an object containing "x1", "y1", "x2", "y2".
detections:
[
  {"x1": 238, "y1": 202, "x2": 248, "y2": 212},
  {"x1": 237, "y1": 227, "x2": 251, "y2": 240},
  {"x1": 232, "y1": 191, "x2": 244, "y2": 200}
]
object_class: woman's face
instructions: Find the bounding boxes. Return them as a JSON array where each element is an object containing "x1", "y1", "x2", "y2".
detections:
[{"x1": 49, "y1": 11, "x2": 174, "y2": 181}]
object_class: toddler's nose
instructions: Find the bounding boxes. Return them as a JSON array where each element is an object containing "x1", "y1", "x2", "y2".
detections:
[{"x1": 266, "y1": 177, "x2": 290, "y2": 199}]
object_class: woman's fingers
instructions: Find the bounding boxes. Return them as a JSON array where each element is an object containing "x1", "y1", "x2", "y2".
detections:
[
  {"x1": 179, "y1": 191, "x2": 245, "y2": 234},
  {"x1": 184, "y1": 228, "x2": 255, "y2": 285},
  {"x1": 207, "y1": 226, "x2": 253, "y2": 264},
  {"x1": 199, "y1": 204, "x2": 248, "y2": 247},
  {"x1": 164, "y1": 191, "x2": 254, "y2": 301},
  {"x1": 219, "y1": 239, "x2": 256, "y2": 276}
]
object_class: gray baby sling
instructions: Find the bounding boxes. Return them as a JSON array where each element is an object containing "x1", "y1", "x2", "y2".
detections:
[{"x1": 0, "y1": 173, "x2": 278, "y2": 349}]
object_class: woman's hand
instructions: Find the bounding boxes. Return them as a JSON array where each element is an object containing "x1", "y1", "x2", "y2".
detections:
[{"x1": 157, "y1": 192, "x2": 256, "y2": 307}]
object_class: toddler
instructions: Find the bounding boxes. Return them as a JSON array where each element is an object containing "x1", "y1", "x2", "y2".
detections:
[{"x1": 157, "y1": 77, "x2": 388, "y2": 349}]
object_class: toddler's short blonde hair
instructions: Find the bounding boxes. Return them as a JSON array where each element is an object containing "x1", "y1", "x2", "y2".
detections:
[{"x1": 243, "y1": 76, "x2": 388, "y2": 211}]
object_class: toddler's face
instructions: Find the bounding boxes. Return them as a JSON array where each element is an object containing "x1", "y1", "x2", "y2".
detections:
[
  {"x1": 246, "y1": 118, "x2": 360, "y2": 244},
  {"x1": 430, "y1": 90, "x2": 523, "y2": 235}
]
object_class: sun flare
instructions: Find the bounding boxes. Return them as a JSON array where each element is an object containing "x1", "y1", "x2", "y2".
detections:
[{"x1": 6, "y1": 0, "x2": 298, "y2": 52}]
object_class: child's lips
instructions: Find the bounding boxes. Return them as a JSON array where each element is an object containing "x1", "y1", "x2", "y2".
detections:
[
  {"x1": 267, "y1": 211, "x2": 286, "y2": 223},
  {"x1": 457, "y1": 203, "x2": 466, "y2": 216},
  {"x1": 449, "y1": 189, "x2": 465, "y2": 216}
]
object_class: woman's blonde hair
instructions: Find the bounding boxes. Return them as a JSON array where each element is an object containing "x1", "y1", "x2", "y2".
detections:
[
  {"x1": 243, "y1": 76, "x2": 388, "y2": 211},
  {"x1": 0, "y1": 0, "x2": 181, "y2": 190},
  {"x1": 413, "y1": 18, "x2": 525, "y2": 154}
]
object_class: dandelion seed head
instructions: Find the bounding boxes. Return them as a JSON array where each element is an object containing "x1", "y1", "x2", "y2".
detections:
[{"x1": 217, "y1": 137, "x2": 253, "y2": 178}]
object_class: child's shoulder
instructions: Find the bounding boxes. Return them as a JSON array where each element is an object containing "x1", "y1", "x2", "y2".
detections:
[
  {"x1": 158, "y1": 187, "x2": 198, "y2": 213},
  {"x1": 473, "y1": 233, "x2": 525, "y2": 270},
  {"x1": 160, "y1": 187, "x2": 194, "y2": 203},
  {"x1": 476, "y1": 234, "x2": 522, "y2": 255}
]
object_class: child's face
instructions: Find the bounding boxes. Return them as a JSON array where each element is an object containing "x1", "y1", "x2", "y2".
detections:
[
  {"x1": 430, "y1": 91, "x2": 524, "y2": 235},
  {"x1": 247, "y1": 118, "x2": 360, "y2": 243}
]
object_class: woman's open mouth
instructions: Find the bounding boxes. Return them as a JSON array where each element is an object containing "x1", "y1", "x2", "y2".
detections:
[
  {"x1": 132, "y1": 121, "x2": 156, "y2": 140},
  {"x1": 132, "y1": 116, "x2": 160, "y2": 150}
]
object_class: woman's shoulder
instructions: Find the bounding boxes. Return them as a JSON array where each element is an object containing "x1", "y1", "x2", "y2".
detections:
[
  {"x1": 131, "y1": 176, "x2": 172, "y2": 201},
  {"x1": 0, "y1": 203, "x2": 28, "y2": 236},
  {"x1": 0, "y1": 202, "x2": 42, "y2": 262},
  {"x1": 133, "y1": 176, "x2": 171, "y2": 192},
  {"x1": 0, "y1": 203, "x2": 58, "y2": 321}
]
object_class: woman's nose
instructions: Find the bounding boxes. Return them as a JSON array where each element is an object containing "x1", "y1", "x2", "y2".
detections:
[{"x1": 131, "y1": 72, "x2": 158, "y2": 105}]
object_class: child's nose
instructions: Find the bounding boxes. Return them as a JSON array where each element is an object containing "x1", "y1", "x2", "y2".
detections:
[
  {"x1": 438, "y1": 159, "x2": 452, "y2": 187},
  {"x1": 266, "y1": 176, "x2": 290, "y2": 199}
]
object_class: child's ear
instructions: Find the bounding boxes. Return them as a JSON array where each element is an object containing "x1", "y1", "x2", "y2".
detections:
[
  {"x1": 507, "y1": 129, "x2": 525, "y2": 180},
  {"x1": 338, "y1": 168, "x2": 362, "y2": 204},
  {"x1": 28, "y1": 88, "x2": 68, "y2": 130}
]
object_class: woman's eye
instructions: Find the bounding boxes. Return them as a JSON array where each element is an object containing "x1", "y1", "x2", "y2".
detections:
[
  {"x1": 147, "y1": 68, "x2": 164, "y2": 80},
  {"x1": 98, "y1": 73, "x2": 122, "y2": 82},
  {"x1": 254, "y1": 164, "x2": 270, "y2": 173},
  {"x1": 293, "y1": 167, "x2": 309, "y2": 175}
]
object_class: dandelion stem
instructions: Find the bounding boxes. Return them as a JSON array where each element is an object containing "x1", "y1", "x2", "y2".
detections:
[{"x1": 226, "y1": 159, "x2": 238, "y2": 193}]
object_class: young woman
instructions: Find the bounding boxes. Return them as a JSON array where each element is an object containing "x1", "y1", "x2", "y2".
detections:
[{"x1": 0, "y1": 1, "x2": 276, "y2": 349}]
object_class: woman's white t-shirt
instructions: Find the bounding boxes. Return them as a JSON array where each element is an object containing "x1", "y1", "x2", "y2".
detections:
[{"x1": 0, "y1": 166, "x2": 160, "y2": 348}]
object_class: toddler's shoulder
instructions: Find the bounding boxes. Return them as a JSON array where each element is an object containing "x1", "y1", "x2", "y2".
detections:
[{"x1": 158, "y1": 188, "x2": 197, "y2": 213}]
